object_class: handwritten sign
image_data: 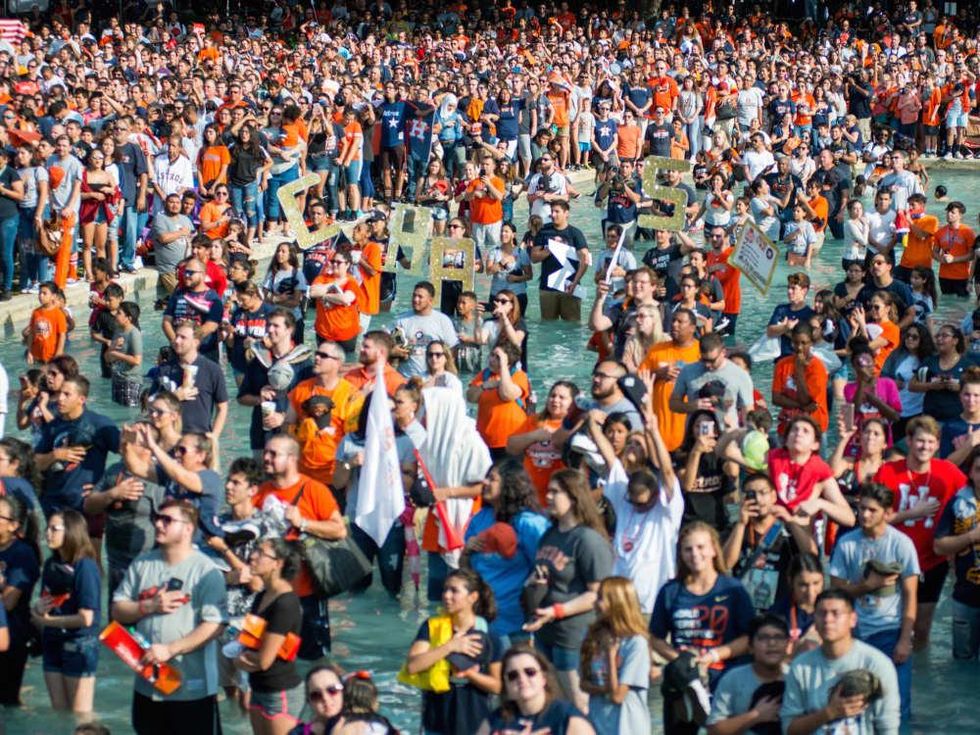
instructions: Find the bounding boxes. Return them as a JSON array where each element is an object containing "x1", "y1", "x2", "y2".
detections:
[
  {"x1": 638, "y1": 155, "x2": 691, "y2": 232},
  {"x1": 278, "y1": 173, "x2": 341, "y2": 248},
  {"x1": 388, "y1": 203, "x2": 433, "y2": 274},
  {"x1": 731, "y1": 219, "x2": 779, "y2": 296},
  {"x1": 429, "y1": 237, "x2": 475, "y2": 303}
]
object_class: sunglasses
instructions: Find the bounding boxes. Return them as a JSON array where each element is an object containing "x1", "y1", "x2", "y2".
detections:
[
  {"x1": 309, "y1": 685, "x2": 344, "y2": 703},
  {"x1": 427, "y1": 351, "x2": 446, "y2": 358},
  {"x1": 505, "y1": 667, "x2": 540, "y2": 682},
  {"x1": 175, "y1": 445, "x2": 195, "y2": 456},
  {"x1": 315, "y1": 351, "x2": 340, "y2": 360},
  {"x1": 448, "y1": 224, "x2": 463, "y2": 229},
  {"x1": 152, "y1": 513, "x2": 187, "y2": 528}
]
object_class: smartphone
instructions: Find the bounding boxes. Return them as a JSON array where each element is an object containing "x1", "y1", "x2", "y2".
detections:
[
  {"x1": 698, "y1": 423, "x2": 713, "y2": 436},
  {"x1": 166, "y1": 578, "x2": 184, "y2": 592},
  {"x1": 842, "y1": 404, "x2": 855, "y2": 432},
  {"x1": 744, "y1": 489, "x2": 757, "y2": 502}
]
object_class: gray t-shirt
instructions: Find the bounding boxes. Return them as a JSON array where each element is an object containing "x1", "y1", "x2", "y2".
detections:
[
  {"x1": 394, "y1": 310, "x2": 460, "y2": 378},
  {"x1": 533, "y1": 524, "x2": 613, "y2": 649},
  {"x1": 587, "y1": 633, "x2": 651, "y2": 735},
  {"x1": 708, "y1": 663, "x2": 770, "y2": 726},
  {"x1": 17, "y1": 165, "x2": 48, "y2": 210},
  {"x1": 114, "y1": 548, "x2": 228, "y2": 702},
  {"x1": 671, "y1": 359, "x2": 753, "y2": 427},
  {"x1": 111, "y1": 327, "x2": 143, "y2": 376},
  {"x1": 46, "y1": 153, "x2": 83, "y2": 213},
  {"x1": 829, "y1": 526, "x2": 920, "y2": 638},
  {"x1": 152, "y1": 213, "x2": 194, "y2": 272},
  {"x1": 781, "y1": 640, "x2": 901, "y2": 735},
  {"x1": 97, "y1": 462, "x2": 167, "y2": 594}
]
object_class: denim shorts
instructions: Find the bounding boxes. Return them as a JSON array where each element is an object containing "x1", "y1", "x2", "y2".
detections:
[
  {"x1": 344, "y1": 160, "x2": 363, "y2": 182},
  {"x1": 534, "y1": 638, "x2": 581, "y2": 672},
  {"x1": 249, "y1": 683, "x2": 305, "y2": 723},
  {"x1": 42, "y1": 634, "x2": 99, "y2": 676}
]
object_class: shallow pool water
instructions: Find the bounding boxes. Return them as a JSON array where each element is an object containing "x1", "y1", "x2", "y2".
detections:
[{"x1": 3, "y1": 169, "x2": 980, "y2": 734}]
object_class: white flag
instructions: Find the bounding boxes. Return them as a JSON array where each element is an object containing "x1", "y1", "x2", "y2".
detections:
[{"x1": 355, "y1": 360, "x2": 405, "y2": 545}]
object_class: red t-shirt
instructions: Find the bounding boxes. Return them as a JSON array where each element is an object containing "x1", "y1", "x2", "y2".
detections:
[
  {"x1": 768, "y1": 448, "x2": 833, "y2": 510},
  {"x1": 874, "y1": 458, "x2": 966, "y2": 571}
]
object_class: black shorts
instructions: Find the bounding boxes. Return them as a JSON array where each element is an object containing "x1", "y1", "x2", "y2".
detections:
[
  {"x1": 923, "y1": 124, "x2": 940, "y2": 137},
  {"x1": 919, "y1": 561, "x2": 949, "y2": 604},
  {"x1": 939, "y1": 277, "x2": 969, "y2": 297},
  {"x1": 379, "y1": 145, "x2": 406, "y2": 171},
  {"x1": 133, "y1": 692, "x2": 222, "y2": 735}
]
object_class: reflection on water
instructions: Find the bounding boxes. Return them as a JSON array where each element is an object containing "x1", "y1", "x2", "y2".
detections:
[{"x1": 4, "y1": 171, "x2": 980, "y2": 734}]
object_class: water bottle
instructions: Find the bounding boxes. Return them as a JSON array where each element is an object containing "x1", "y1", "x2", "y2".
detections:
[{"x1": 527, "y1": 390, "x2": 538, "y2": 415}]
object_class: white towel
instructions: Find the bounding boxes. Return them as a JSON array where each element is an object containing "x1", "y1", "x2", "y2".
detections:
[{"x1": 419, "y1": 387, "x2": 492, "y2": 567}]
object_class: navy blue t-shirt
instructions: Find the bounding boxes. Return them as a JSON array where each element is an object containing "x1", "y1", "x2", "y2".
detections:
[
  {"x1": 594, "y1": 118, "x2": 618, "y2": 151},
  {"x1": 940, "y1": 418, "x2": 980, "y2": 459},
  {"x1": 157, "y1": 466, "x2": 224, "y2": 539},
  {"x1": 238, "y1": 356, "x2": 313, "y2": 450},
  {"x1": 0, "y1": 538, "x2": 39, "y2": 639},
  {"x1": 163, "y1": 288, "x2": 224, "y2": 356},
  {"x1": 37, "y1": 409, "x2": 120, "y2": 515},
  {"x1": 380, "y1": 100, "x2": 407, "y2": 148},
  {"x1": 496, "y1": 99, "x2": 523, "y2": 141},
  {"x1": 768, "y1": 303, "x2": 816, "y2": 357},
  {"x1": 650, "y1": 574, "x2": 754, "y2": 684},
  {"x1": 0, "y1": 477, "x2": 40, "y2": 513},
  {"x1": 114, "y1": 142, "x2": 148, "y2": 203},
  {"x1": 40, "y1": 555, "x2": 101, "y2": 640}
]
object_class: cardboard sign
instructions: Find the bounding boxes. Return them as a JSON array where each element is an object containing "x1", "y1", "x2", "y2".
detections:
[
  {"x1": 428, "y1": 236, "x2": 475, "y2": 302},
  {"x1": 388, "y1": 203, "x2": 433, "y2": 274},
  {"x1": 277, "y1": 173, "x2": 341, "y2": 248},
  {"x1": 638, "y1": 155, "x2": 691, "y2": 232},
  {"x1": 731, "y1": 219, "x2": 779, "y2": 296}
]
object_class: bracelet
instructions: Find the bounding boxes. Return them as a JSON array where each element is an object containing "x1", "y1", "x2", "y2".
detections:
[
  {"x1": 138, "y1": 598, "x2": 148, "y2": 616},
  {"x1": 300, "y1": 518, "x2": 309, "y2": 533},
  {"x1": 552, "y1": 603, "x2": 566, "y2": 620}
]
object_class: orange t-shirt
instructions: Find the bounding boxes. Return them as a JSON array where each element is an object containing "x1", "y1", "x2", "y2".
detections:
[
  {"x1": 922, "y1": 87, "x2": 942, "y2": 126},
  {"x1": 706, "y1": 247, "x2": 741, "y2": 315},
  {"x1": 616, "y1": 124, "x2": 642, "y2": 160},
  {"x1": 901, "y1": 214, "x2": 938, "y2": 269},
  {"x1": 355, "y1": 241, "x2": 383, "y2": 315},
  {"x1": 470, "y1": 368, "x2": 530, "y2": 449},
  {"x1": 649, "y1": 76, "x2": 679, "y2": 115},
  {"x1": 772, "y1": 354, "x2": 829, "y2": 434},
  {"x1": 199, "y1": 201, "x2": 230, "y2": 239},
  {"x1": 29, "y1": 305, "x2": 67, "y2": 363},
  {"x1": 198, "y1": 145, "x2": 230, "y2": 185},
  {"x1": 514, "y1": 414, "x2": 565, "y2": 507},
  {"x1": 344, "y1": 363, "x2": 406, "y2": 396},
  {"x1": 873, "y1": 319, "x2": 900, "y2": 375},
  {"x1": 935, "y1": 224, "x2": 976, "y2": 281},
  {"x1": 468, "y1": 176, "x2": 505, "y2": 225},
  {"x1": 547, "y1": 90, "x2": 570, "y2": 127},
  {"x1": 807, "y1": 195, "x2": 829, "y2": 233},
  {"x1": 253, "y1": 476, "x2": 341, "y2": 597},
  {"x1": 640, "y1": 340, "x2": 701, "y2": 451},
  {"x1": 288, "y1": 377, "x2": 363, "y2": 435},
  {"x1": 312, "y1": 274, "x2": 361, "y2": 341},
  {"x1": 342, "y1": 121, "x2": 363, "y2": 162}
]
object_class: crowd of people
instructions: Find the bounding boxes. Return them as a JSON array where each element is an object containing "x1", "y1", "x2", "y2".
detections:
[{"x1": 1, "y1": 0, "x2": 980, "y2": 734}]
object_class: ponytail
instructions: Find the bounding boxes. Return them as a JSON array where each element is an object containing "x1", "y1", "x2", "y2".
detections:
[{"x1": 446, "y1": 568, "x2": 497, "y2": 622}]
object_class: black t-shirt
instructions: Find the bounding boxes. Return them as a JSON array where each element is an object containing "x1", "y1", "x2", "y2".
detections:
[
  {"x1": 228, "y1": 145, "x2": 266, "y2": 186},
  {"x1": 533, "y1": 224, "x2": 589, "y2": 294},
  {"x1": 677, "y1": 451, "x2": 734, "y2": 534},
  {"x1": 732, "y1": 520, "x2": 801, "y2": 612},
  {"x1": 811, "y1": 164, "x2": 851, "y2": 216},
  {"x1": 642, "y1": 241, "x2": 685, "y2": 298},
  {"x1": 848, "y1": 81, "x2": 873, "y2": 119},
  {"x1": 485, "y1": 700, "x2": 586, "y2": 735},
  {"x1": 248, "y1": 591, "x2": 303, "y2": 693}
]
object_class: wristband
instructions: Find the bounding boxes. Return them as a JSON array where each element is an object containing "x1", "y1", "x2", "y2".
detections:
[
  {"x1": 552, "y1": 603, "x2": 566, "y2": 620},
  {"x1": 138, "y1": 598, "x2": 147, "y2": 616}
]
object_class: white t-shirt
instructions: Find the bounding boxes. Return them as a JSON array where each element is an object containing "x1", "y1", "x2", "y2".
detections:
[
  {"x1": 867, "y1": 209, "x2": 897, "y2": 256},
  {"x1": 605, "y1": 460, "x2": 685, "y2": 613}
]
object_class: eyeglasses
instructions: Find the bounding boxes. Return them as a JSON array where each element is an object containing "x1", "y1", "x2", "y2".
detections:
[
  {"x1": 315, "y1": 351, "x2": 340, "y2": 361},
  {"x1": 592, "y1": 371, "x2": 616, "y2": 380},
  {"x1": 152, "y1": 513, "x2": 188, "y2": 528},
  {"x1": 505, "y1": 667, "x2": 540, "y2": 683},
  {"x1": 329, "y1": 259, "x2": 347, "y2": 265},
  {"x1": 906, "y1": 333, "x2": 921, "y2": 340},
  {"x1": 309, "y1": 685, "x2": 344, "y2": 703},
  {"x1": 0, "y1": 514, "x2": 14, "y2": 523},
  {"x1": 448, "y1": 224, "x2": 464, "y2": 229},
  {"x1": 251, "y1": 548, "x2": 278, "y2": 561},
  {"x1": 493, "y1": 298, "x2": 510, "y2": 304}
]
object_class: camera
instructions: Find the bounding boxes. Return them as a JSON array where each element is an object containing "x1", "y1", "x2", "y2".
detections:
[{"x1": 538, "y1": 173, "x2": 554, "y2": 193}]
